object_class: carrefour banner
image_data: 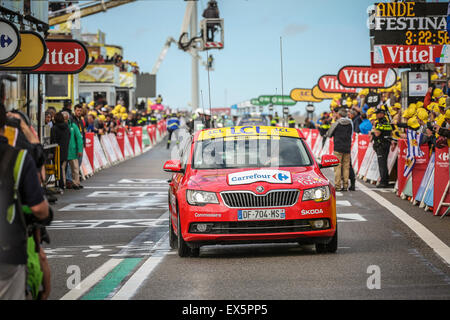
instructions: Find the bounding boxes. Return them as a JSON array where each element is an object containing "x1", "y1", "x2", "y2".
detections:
[{"x1": 79, "y1": 64, "x2": 119, "y2": 84}]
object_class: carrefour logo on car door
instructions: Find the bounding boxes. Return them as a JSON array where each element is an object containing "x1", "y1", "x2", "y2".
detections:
[{"x1": 228, "y1": 170, "x2": 292, "y2": 185}]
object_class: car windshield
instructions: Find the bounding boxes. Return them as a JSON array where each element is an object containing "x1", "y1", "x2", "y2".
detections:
[{"x1": 193, "y1": 136, "x2": 312, "y2": 169}]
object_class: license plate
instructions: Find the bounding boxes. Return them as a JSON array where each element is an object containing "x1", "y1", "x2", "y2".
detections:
[{"x1": 237, "y1": 209, "x2": 286, "y2": 221}]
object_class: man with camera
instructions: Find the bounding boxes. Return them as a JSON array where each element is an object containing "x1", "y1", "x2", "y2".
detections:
[{"x1": 0, "y1": 103, "x2": 52, "y2": 300}]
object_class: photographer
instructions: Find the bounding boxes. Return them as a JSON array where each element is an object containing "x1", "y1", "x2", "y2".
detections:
[{"x1": 0, "y1": 103, "x2": 51, "y2": 300}]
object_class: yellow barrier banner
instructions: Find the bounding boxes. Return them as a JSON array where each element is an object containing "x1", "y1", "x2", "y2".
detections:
[
  {"x1": 198, "y1": 126, "x2": 300, "y2": 141},
  {"x1": 0, "y1": 31, "x2": 46, "y2": 70},
  {"x1": 290, "y1": 88, "x2": 323, "y2": 102}
]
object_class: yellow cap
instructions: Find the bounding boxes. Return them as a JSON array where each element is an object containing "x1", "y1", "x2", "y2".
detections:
[
  {"x1": 433, "y1": 88, "x2": 443, "y2": 98},
  {"x1": 416, "y1": 101, "x2": 424, "y2": 109},
  {"x1": 98, "y1": 115, "x2": 106, "y2": 121},
  {"x1": 433, "y1": 104, "x2": 441, "y2": 114},
  {"x1": 359, "y1": 89, "x2": 369, "y2": 96},
  {"x1": 431, "y1": 74, "x2": 439, "y2": 81},
  {"x1": 417, "y1": 108, "x2": 429, "y2": 121},
  {"x1": 393, "y1": 103, "x2": 401, "y2": 109},
  {"x1": 444, "y1": 109, "x2": 450, "y2": 119},
  {"x1": 367, "y1": 107, "x2": 375, "y2": 116},
  {"x1": 369, "y1": 114, "x2": 377, "y2": 121},
  {"x1": 120, "y1": 107, "x2": 126, "y2": 113},
  {"x1": 407, "y1": 117, "x2": 420, "y2": 129},
  {"x1": 408, "y1": 103, "x2": 417, "y2": 113},
  {"x1": 402, "y1": 108, "x2": 415, "y2": 119},
  {"x1": 445, "y1": 109, "x2": 450, "y2": 119},
  {"x1": 426, "y1": 102, "x2": 436, "y2": 112},
  {"x1": 88, "y1": 101, "x2": 95, "y2": 107},
  {"x1": 121, "y1": 113, "x2": 128, "y2": 120},
  {"x1": 436, "y1": 114, "x2": 446, "y2": 126},
  {"x1": 352, "y1": 100, "x2": 358, "y2": 106},
  {"x1": 438, "y1": 97, "x2": 446, "y2": 107}
]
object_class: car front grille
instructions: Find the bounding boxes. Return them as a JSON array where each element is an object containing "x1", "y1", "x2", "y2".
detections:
[
  {"x1": 221, "y1": 190, "x2": 299, "y2": 208},
  {"x1": 189, "y1": 219, "x2": 317, "y2": 234}
]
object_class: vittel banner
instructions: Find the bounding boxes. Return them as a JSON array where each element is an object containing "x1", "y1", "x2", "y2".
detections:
[
  {"x1": 32, "y1": 39, "x2": 88, "y2": 74},
  {"x1": 337, "y1": 66, "x2": 397, "y2": 88},
  {"x1": 317, "y1": 75, "x2": 359, "y2": 94},
  {"x1": 372, "y1": 45, "x2": 444, "y2": 66}
]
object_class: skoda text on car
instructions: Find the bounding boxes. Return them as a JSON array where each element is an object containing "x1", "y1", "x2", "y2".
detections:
[{"x1": 163, "y1": 126, "x2": 340, "y2": 257}]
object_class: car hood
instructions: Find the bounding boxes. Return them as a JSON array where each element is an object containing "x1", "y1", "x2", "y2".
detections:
[{"x1": 187, "y1": 167, "x2": 330, "y2": 192}]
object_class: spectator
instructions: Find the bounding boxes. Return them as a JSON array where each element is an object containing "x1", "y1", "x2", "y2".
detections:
[
  {"x1": 50, "y1": 112, "x2": 70, "y2": 189},
  {"x1": 44, "y1": 112, "x2": 53, "y2": 129},
  {"x1": 359, "y1": 113, "x2": 372, "y2": 134},
  {"x1": 350, "y1": 109, "x2": 362, "y2": 133},
  {"x1": 326, "y1": 108, "x2": 353, "y2": 191},
  {"x1": 62, "y1": 100, "x2": 72, "y2": 116},
  {"x1": 63, "y1": 112, "x2": 83, "y2": 190},
  {"x1": 304, "y1": 118, "x2": 316, "y2": 129},
  {"x1": 86, "y1": 114, "x2": 96, "y2": 133}
]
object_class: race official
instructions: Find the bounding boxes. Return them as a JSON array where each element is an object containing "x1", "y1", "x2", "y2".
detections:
[
  {"x1": 372, "y1": 108, "x2": 393, "y2": 188},
  {"x1": 167, "y1": 113, "x2": 181, "y2": 149}
]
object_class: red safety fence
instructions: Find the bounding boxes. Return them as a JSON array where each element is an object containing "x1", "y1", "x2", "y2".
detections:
[{"x1": 305, "y1": 131, "x2": 450, "y2": 217}]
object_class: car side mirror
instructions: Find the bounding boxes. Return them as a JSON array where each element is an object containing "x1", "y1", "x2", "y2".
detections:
[
  {"x1": 319, "y1": 155, "x2": 340, "y2": 169},
  {"x1": 163, "y1": 160, "x2": 184, "y2": 173}
]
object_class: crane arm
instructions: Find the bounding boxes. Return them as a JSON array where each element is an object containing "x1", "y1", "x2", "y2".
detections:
[
  {"x1": 49, "y1": 0, "x2": 136, "y2": 26},
  {"x1": 151, "y1": 37, "x2": 176, "y2": 75}
]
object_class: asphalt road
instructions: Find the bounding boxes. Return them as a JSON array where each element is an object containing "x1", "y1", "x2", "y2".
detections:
[{"x1": 46, "y1": 136, "x2": 450, "y2": 300}]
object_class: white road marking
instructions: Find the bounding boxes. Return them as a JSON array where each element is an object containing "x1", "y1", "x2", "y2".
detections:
[
  {"x1": 87, "y1": 191, "x2": 166, "y2": 198},
  {"x1": 48, "y1": 219, "x2": 167, "y2": 230},
  {"x1": 59, "y1": 202, "x2": 168, "y2": 212},
  {"x1": 60, "y1": 258, "x2": 124, "y2": 300},
  {"x1": 337, "y1": 213, "x2": 367, "y2": 222},
  {"x1": 336, "y1": 200, "x2": 352, "y2": 207},
  {"x1": 111, "y1": 232, "x2": 170, "y2": 300},
  {"x1": 356, "y1": 181, "x2": 450, "y2": 266},
  {"x1": 118, "y1": 179, "x2": 168, "y2": 184},
  {"x1": 335, "y1": 192, "x2": 343, "y2": 197},
  {"x1": 83, "y1": 186, "x2": 168, "y2": 189},
  {"x1": 59, "y1": 212, "x2": 170, "y2": 299}
]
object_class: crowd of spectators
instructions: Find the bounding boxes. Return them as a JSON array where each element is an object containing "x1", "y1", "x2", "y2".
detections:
[
  {"x1": 44, "y1": 100, "x2": 167, "y2": 191},
  {"x1": 315, "y1": 74, "x2": 450, "y2": 152},
  {"x1": 89, "y1": 53, "x2": 139, "y2": 74}
]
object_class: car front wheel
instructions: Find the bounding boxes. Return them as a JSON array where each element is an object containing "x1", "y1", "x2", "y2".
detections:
[{"x1": 315, "y1": 227, "x2": 338, "y2": 254}]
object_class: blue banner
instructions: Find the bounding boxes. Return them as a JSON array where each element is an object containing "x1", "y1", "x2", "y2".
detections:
[
  {"x1": 415, "y1": 153, "x2": 435, "y2": 203},
  {"x1": 447, "y1": 2, "x2": 450, "y2": 35}
]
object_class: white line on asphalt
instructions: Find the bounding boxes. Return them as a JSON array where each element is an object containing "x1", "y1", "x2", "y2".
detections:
[
  {"x1": 356, "y1": 181, "x2": 450, "y2": 266},
  {"x1": 60, "y1": 258, "x2": 124, "y2": 300},
  {"x1": 337, "y1": 213, "x2": 367, "y2": 222},
  {"x1": 110, "y1": 232, "x2": 170, "y2": 300},
  {"x1": 83, "y1": 186, "x2": 168, "y2": 189},
  {"x1": 336, "y1": 200, "x2": 352, "y2": 207}
]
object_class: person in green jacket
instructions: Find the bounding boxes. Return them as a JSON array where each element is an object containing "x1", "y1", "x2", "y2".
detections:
[{"x1": 63, "y1": 112, "x2": 83, "y2": 190}]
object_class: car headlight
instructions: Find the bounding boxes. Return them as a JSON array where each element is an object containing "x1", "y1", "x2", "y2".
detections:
[
  {"x1": 302, "y1": 186, "x2": 330, "y2": 202},
  {"x1": 186, "y1": 190, "x2": 219, "y2": 206}
]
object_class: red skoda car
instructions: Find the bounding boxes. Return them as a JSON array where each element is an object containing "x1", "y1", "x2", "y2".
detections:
[{"x1": 163, "y1": 126, "x2": 340, "y2": 257}]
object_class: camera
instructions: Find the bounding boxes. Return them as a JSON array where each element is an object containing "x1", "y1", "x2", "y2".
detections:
[{"x1": 6, "y1": 117, "x2": 21, "y2": 129}]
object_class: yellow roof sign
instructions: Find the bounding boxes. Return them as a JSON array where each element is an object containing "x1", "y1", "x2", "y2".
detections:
[{"x1": 198, "y1": 126, "x2": 300, "y2": 141}]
